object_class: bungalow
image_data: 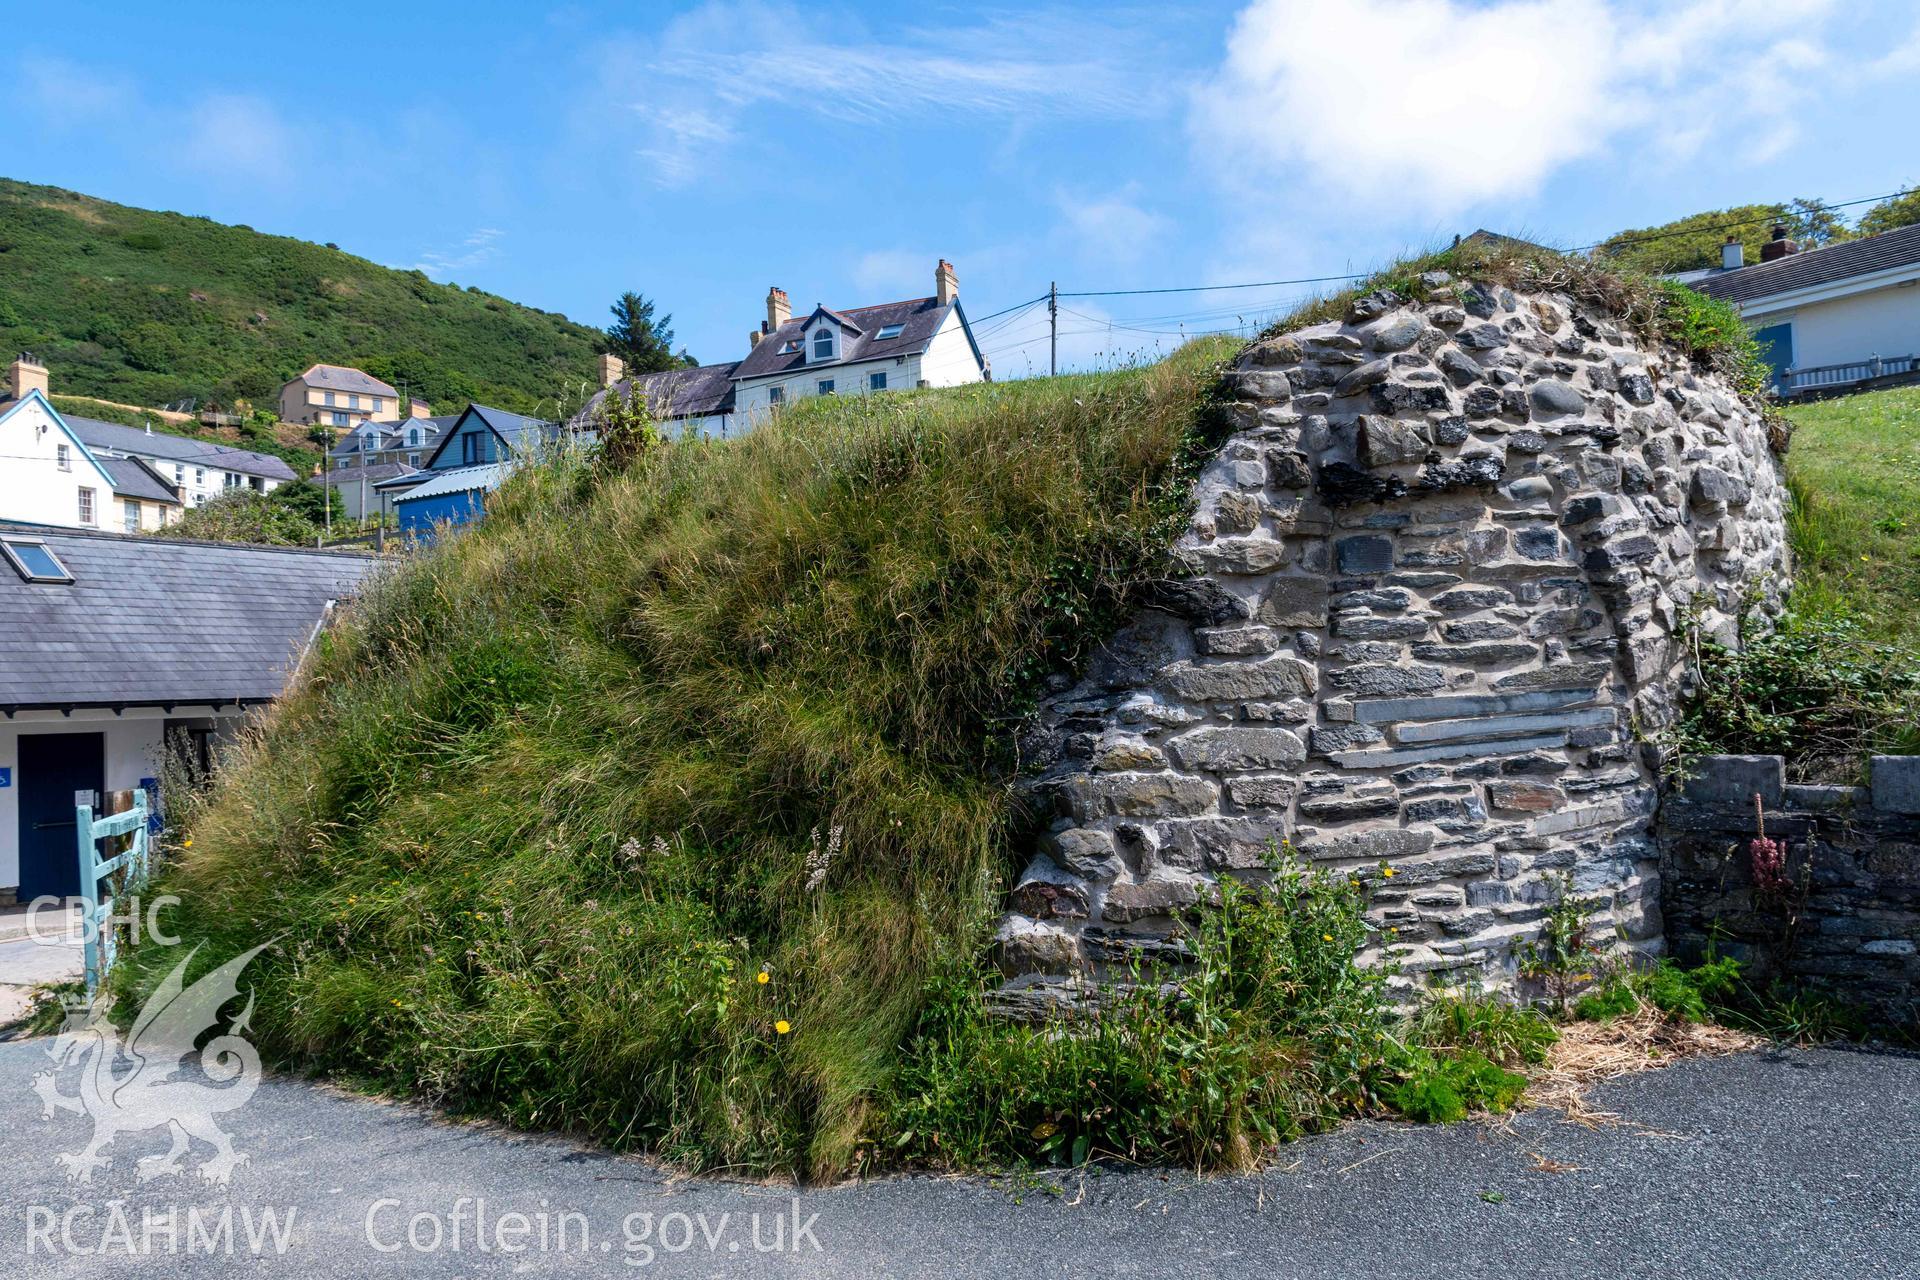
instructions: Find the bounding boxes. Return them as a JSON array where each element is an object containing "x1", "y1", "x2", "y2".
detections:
[
  {"x1": 0, "y1": 524, "x2": 374, "y2": 903},
  {"x1": 390, "y1": 403, "x2": 563, "y2": 538},
  {"x1": 578, "y1": 258, "x2": 989, "y2": 438},
  {"x1": 1687, "y1": 223, "x2": 1920, "y2": 398}
]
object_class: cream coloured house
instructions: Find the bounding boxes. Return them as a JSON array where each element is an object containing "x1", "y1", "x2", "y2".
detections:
[{"x1": 278, "y1": 363, "x2": 402, "y2": 429}]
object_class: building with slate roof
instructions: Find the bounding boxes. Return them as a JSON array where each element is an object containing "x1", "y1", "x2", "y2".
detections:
[
  {"x1": 322, "y1": 412, "x2": 459, "y2": 521},
  {"x1": 576, "y1": 258, "x2": 989, "y2": 439},
  {"x1": 277, "y1": 363, "x2": 403, "y2": 429},
  {"x1": 0, "y1": 522, "x2": 375, "y2": 902},
  {"x1": 0, "y1": 357, "x2": 293, "y2": 520},
  {"x1": 1685, "y1": 222, "x2": 1920, "y2": 398},
  {"x1": 390, "y1": 403, "x2": 568, "y2": 540}
]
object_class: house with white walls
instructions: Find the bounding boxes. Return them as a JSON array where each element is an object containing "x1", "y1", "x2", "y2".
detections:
[
  {"x1": 0, "y1": 523, "x2": 374, "y2": 904},
  {"x1": 0, "y1": 387, "x2": 124, "y2": 531},
  {"x1": 0, "y1": 355, "x2": 296, "y2": 512},
  {"x1": 577, "y1": 259, "x2": 990, "y2": 438},
  {"x1": 1688, "y1": 222, "x2": 1920, "y2": 398}
]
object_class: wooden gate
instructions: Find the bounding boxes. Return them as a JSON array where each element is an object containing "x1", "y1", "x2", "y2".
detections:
[{"x1": 74, "y1": 789, "x2": 150, "y2": 994}]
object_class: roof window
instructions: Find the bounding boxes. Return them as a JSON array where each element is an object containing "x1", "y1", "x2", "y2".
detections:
[
  {"x1": 2, "y1": 537, "x2": 73, "y2": 584},
  {"x1": 875, "y1": 323, "x2": 906, "y2": 340},
  {"x1": 780, "y1": 340, "x2": 802, "y2": 354}
]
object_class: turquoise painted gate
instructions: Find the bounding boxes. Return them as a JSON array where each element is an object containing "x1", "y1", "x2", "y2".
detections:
[{"x1": 74, "y1": 790, "x2": 150, "y2": 994}]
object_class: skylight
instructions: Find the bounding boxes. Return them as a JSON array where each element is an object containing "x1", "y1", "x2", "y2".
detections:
[
  {"x1": 2, "y1": 537, "x2": 73, "y2": 584},
  {"x1": 780, "y1": 340, "x2": 802, "y2": 354},
  {"x1": 875, "y1": 323, "x2": 906, "y2": 340}
]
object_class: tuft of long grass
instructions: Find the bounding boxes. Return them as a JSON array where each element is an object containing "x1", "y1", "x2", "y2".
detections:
[{"x1": 123, "y1": 339, "x2": 1240, "y2": 1180}]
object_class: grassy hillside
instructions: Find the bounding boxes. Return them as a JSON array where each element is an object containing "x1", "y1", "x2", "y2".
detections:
[
  {"x1": 1783, "y1": 385, "x2": 1920, "y2": 641},
  {"x1": 0, "y1": 178, "x2": 603, "y2": 416}
]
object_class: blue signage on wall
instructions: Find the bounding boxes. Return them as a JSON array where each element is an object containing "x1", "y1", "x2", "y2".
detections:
[{"x1": 0, "y1": 766, "x2": 10, "y2": 788}]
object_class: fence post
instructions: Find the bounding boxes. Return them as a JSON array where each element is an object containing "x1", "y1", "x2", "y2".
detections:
[{"x1": 74, "y1": 788, "x2": 150, "y2": 995}]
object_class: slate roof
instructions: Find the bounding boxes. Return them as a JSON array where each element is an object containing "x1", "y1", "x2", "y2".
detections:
[
  {"x1": 65, "y1": 415, "x2": 298, "y2": 482},
  {"x1": 97, "y1": 456, "x2": 182, "y2": 506},
  {"x1": 317, "y1": 460, "x2": 419, "y2": 489},
  {"x1": 393, "y1": 463, "x2": 509, "y2": 502},
  {"x1": 327, "y1": 415, "x2": 457, "y2": 461},
  {"x1": 733, "y1": 296, "x2": 959, "y2": 380},
  {"x1": 1690, "y1": 224, "x2": 1920, "y2": 304},
  {"x1": 292, "y1": 363, "x2": 401, "y2": 398},
  {"x1": 419, "y1": 404, "x2": 564, "y2": 470},
  {"x1": 574, "y1": 361, "x2": 741, "y2": 426},
  {"x1": 0, "y1": 523, "x2": 376, "y2": 709}
]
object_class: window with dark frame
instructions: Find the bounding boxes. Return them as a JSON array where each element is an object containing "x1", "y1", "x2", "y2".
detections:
[
  {"x1": 2, "y1": 537, "x2": 73, "y2": 583},
  {"x1": 869, "y1": 371, "x2": 887, "y2": 391},
  {"x1": 817, "y1": 379, "x2": 834, "y2": 396}
]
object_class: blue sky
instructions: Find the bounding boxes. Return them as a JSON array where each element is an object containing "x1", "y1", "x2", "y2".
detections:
[{"x1": 5, "y1": 0, "x2": 1918, "y2": 377}]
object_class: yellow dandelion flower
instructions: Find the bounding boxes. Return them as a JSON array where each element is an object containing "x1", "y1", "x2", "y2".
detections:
[
  {"x1": 757, "y1": 970, "x2": 770, "y2": 985},
  {"x1": 1382, "y1": 867, "x2": 1396, "y2": 878},
  {"x1": 182, "y1": 839, "x2": 193, "y2": 849},
  {"x1": 775, "y1": 1020, "x2": 792, "y2": 1035}
]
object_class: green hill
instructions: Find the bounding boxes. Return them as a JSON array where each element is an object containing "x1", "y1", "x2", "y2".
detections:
[{"x1": 0, "y1": 178, "x2": 604, "y2": 416}]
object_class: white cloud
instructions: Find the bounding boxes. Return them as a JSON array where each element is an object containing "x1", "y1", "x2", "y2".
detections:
[
  {"x1": 1192, "y1": 0, "x2": 1839, "y2": 213},
  {"x1": 606, "y1": 2, "x2": 1168, "y2": 186},
  {"x1": 179, "y1": 95, "x2": 299, "y2": 188},
  {"x1": 1055, "y1": 186, "x2": 1172, "y2": 268},
  {"x1": 850, "y1": 249, "x2": 930, "y2": 299},
  {"x1": 415, "y1": 227, "x2": 506, "y2": 278}
]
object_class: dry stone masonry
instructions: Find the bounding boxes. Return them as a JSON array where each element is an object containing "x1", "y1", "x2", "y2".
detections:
[{"x1": 998, "y1": 276, "x2": 1790, "y2": 1012}]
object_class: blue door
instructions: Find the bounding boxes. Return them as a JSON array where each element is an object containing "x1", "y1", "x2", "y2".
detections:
[
  {"x1": 17, "y1": 731, "x2": 102, "y2": 900},
  {"x1": 1751, "y1": 323, "x2": 1794, "y2": 391}
]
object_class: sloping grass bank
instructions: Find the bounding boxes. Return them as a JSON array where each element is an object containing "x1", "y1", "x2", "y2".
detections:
[{"x1": 129, "y1": 338, "x2": 1239, "y2": 1178}]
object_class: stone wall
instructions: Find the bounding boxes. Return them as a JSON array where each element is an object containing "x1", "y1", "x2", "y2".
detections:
[
  {"x1": 1661, "y1": 755, "x2": 1920, "y2": 1026},
  {"x1": 997, "y1": 276, "x2": 1790, "y2": 1012}
]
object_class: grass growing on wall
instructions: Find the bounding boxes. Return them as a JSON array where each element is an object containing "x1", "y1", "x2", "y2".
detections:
[{"x1": 126, "y1": 338, "x2": 1241, "y2": 1180}]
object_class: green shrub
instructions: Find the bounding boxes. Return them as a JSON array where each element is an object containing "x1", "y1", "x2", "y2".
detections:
[
  {"x1": 1671, "y1": 607, "x2": 1920, "y2": 781},
  {"x1": 1386, "y1": 1050, "x2": 1528, "y2": 1124}
]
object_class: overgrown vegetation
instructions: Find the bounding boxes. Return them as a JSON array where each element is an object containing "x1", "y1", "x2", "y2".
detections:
[
  {"x1": 0, "y1": 178, "x2": 602, "y2": 415},
  {"x1": 1667, "y1": 385, "x2": 1920, "y2": 781},
  {"x1": 155, "y1": 480, "x2": 347, "y2": 547},
  {"x1": 125, "y1": 337, "x2": 1244, "y2": 1179},
  {"x1": 1262, "y1": 237, "x2": 1771, "y2": 397}
]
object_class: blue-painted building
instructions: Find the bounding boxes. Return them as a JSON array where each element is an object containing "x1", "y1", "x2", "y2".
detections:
[{"x1": 390, "y1": 404, "x2": 561, "y2": 539}]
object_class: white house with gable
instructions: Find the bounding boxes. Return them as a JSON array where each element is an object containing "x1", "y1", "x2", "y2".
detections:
[
  {"x1": 0, "y1": 387, "x2": 121, "y2": 530},
  {"x1": 577, "y1": 259, "x2": 990, "y2": 439}
]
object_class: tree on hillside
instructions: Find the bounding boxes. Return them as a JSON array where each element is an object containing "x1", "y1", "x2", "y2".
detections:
[
  {"x1": 1858, "y1": 186, "x2": 1920, "y2": 237},
  {"x1": 605, "y1": 292, "x2": 695, "y2": 373},
  {"x1": 1595, "y1": 198, "x2": 1850, "y2": 275}
]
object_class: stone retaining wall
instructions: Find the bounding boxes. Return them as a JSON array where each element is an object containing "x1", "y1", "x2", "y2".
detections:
[
  {"x1": 996, "y1": 277, "x2": 1789, "y2": 1014},
  {"x1": 1661, "y1": 755, "x2": 1920, "y2": 1026}
]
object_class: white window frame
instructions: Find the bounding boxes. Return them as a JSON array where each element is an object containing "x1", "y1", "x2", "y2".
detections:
[
  {"x1": 77, "y1": 487, "x2": 96, "y2": 525},
  {"x1": 812, "y1": 328, "x2": 835, "y2": 362},
  {"x1": 56, "y1": 442, "x2": 72, "y2": 472},
  {"x1": 875, "y1": 323, "x2": 905, "y2": 340},
  {"x1": 123, "y1": 499, "x2": 141, "y2": 532}
]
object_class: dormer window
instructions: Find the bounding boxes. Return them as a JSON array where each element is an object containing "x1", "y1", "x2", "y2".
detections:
[{"x1": 813, "y1": 328, "x2": 835, "y2": 362}]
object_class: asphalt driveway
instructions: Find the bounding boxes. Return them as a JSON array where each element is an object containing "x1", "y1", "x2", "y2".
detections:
[{"x1": 0, "y1": 1032, "x2": 1913, "y2": 1279}]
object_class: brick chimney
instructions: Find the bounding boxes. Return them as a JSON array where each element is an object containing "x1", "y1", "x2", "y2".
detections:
[
  {"x1": 408, "y1": 397, "x2": 432, "y2": 419},
  {"x1": 935, "y1": 258, "x2": 958, "y2": 306},
  {"x1": 10, "y1": 353, "x2": 48, "y2": 401},
  {"x1": 599, "y1": 353, "x2": 627, "y2": 388},
  {"x1": 748, "y1": 330, "x2": 763, "y2": 350},
  {"x1": 1760, "y1": 224, "x2": 1799, "y2": 262},
  {"x1": 1721, "y1": 235, "x2": 1744, "y2": 271},
  {"x1": 766, "y1": 287, "x2": 790, "y2": 332}
]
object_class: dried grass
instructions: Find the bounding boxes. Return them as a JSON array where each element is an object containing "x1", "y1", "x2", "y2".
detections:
[{"x1": 1526, "y1": 1010, "x2": 1763, "y2": 1127}]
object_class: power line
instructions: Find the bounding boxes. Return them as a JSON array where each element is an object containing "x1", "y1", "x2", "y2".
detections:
[{"x1": 1571, "y1": 186, "x2": 1917, "y2": 253}]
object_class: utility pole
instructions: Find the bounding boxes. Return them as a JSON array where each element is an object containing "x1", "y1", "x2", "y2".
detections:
[{"x1": 1048, "y1": 281, "x2": 1058, "y2": 378}]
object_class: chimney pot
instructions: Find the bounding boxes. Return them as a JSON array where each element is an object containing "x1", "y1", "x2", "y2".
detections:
[
  {"x1": 935, "y1": 258, "x2": 958, "y2": 306},
  {"x1": 1760, "y1": 223, "x2": 1798, "y2": 262},
  {"x1": 766, "y1": 287, "x2": 791, "y2": 332},
  {"x1": 749, "y1": 330, "x2": 762, "y2": 350},
  {"x1": 1721, "y1": 235, "x2": 1744, "y2": 271},
  {"x1": 9, "y1": 353, "x2": 48, "y2": 402},
  {"x1": 598, "y1": 353, "x2": 627, "y2": 388}
]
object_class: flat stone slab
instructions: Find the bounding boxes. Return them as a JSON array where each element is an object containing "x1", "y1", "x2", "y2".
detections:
[
  {"x1": 1872, "y1": 755, "x2": 1920, "y2": 815},
  {"x1": 1679, "y1": 754, "x2": 1784, "y2": 808}
]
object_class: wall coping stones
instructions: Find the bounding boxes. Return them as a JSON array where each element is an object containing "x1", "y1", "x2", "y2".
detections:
[
  {"x1": 1871, "y1": 755, "x2": 1920, "y2": 815},
  {"x1": 1677, "y1": 754, "x2": 1785, "y2": 808}
]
